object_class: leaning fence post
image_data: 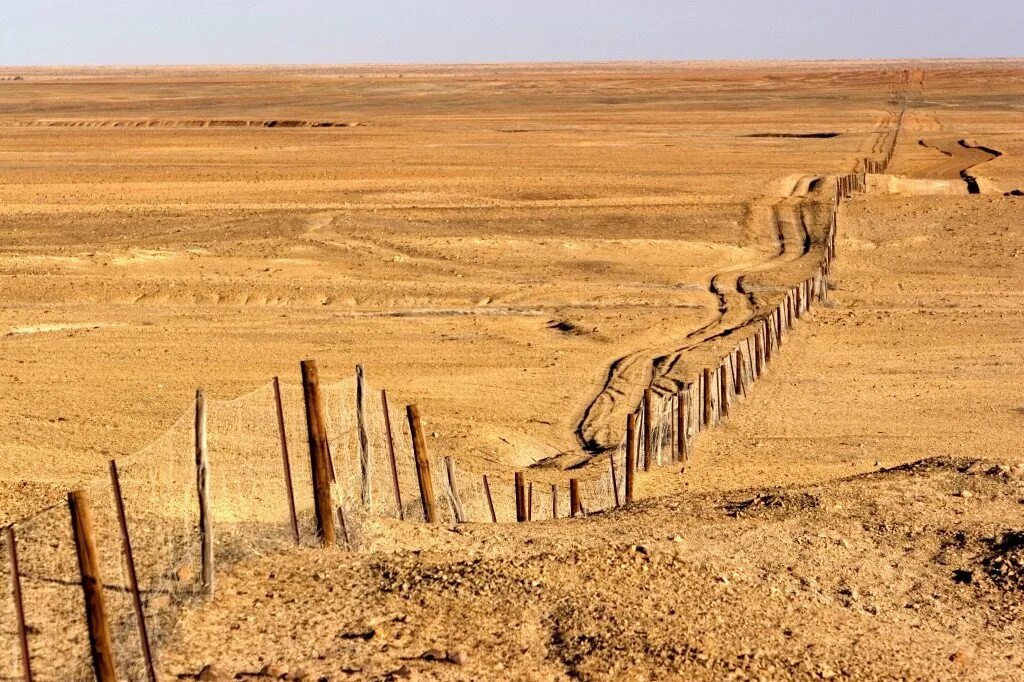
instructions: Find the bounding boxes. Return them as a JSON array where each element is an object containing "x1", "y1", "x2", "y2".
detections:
[
  {"x1": 194, "y1": 389, "x2": 213, "y2": 594},
  {"x1": 272, "y1": 377, "x2": 300, "y2": 544},
  {"x1": 381, "y1": 390, "x2": 404, "y2": 520},
  {"x1": 406, "y1": 404, "x2": 438, "y2": 523},
  {"x1": 569, "y1": 479, "x2": 582, "y2": 517},
  {"x1": 355, "y1": 364, "x2": 371, "y2": 509},
  {"x1": 483, "y1": 474, "x2": 497, "y2": 523},
  {"x1": 514, "y1": 472, "x2": 527, "y2": 523},
  {"x1": 109, "y1": 461, "x2": 156, "y2": 682},
  {"x1": 4, "y1": 526, "x2": 32, "y2": 682},
  {"x1": 550, "y1": 483, "x2": 558, "y2": 519},
  {"x1": 68, "y1": 490, "x2": 117, "y2": 682},
  {"x1": 301, "y1": 360, "x2": 336, "y2": 546},
  {"x1": 444, "y1": 456, "x2": 466, "y2": 523}
]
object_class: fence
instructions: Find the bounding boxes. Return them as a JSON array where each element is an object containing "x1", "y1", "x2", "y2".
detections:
[{"x1": 0, "y1": 165, "x2": 882, "y2": 679}]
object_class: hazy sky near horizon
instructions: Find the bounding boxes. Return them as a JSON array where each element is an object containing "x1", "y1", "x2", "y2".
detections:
[{"x1": 2, "y1": 0, "x2": 1022, "y2": 66}]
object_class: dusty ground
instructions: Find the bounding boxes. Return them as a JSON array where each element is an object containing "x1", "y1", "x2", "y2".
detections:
[{"x1": 1, "y1": 61, "x2": 1023, "y2": 679}]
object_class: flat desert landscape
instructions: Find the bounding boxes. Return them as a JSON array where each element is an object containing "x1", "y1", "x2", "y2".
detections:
[{"x1": 0, "y1": 61, "x2": 1023, "y2": 680}]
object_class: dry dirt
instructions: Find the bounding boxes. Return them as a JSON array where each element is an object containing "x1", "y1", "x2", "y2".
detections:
[{"x1": 1, "y1": 61, "x2": 1023, "y2": 680}]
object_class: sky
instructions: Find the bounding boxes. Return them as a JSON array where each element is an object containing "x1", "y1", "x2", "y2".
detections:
[{"x1": 1, "y1": 0, "x2": 1022, "y2": 66}]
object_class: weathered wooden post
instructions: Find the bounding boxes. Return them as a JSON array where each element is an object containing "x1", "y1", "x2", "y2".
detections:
[
  {"x1": 300, "y1": 360, "x2": 336, "y2": 546},
  {"x1": 194, "y1": 389, "x2": 213, "y2": 593},
  {"x1": 551, "y1": 483, "x2": 558, "y2": 519},
  {"x1": 703, "y1": 367, "x2": 713, "y2": 428},
  {"x1": 68, "y1": 490, "x2": 117, "y2": 681},
  {"x1": 406, "y1": 404, "x2": 438, "y2": 523},
  {"x1": 4, "y1": 526, "x2": 32, "y2": 682},
  {"x1": 609, "y1": 451, "x2": 620, "y2": 507},
  {"x1": 527, "y1": 482, "x2": 534, "y2": 522},
  {"x1": 677, "y1": 388, "x2": 688, "y2": 462},
  {"x1": 719, "y1": 362, "x2": 729, "y2": 419},
  {"x1": 514, "y1": 472, "x2": 527, "y2": 523},
  {"x1": 109, "y1": 461, "x2": 156, "y2": 682},
  {"x1": 483, "y1": 475, "x2": 497, "y2": 523},
  {"x1": 272, "y1": 377, "x2": 300, "y2": 544},
  {"x1": 380, "y1": 389, "x2": 404, "y2": 520},
  {"x1": 355, "y1": 364, "x2": 371, "y2": 509},
  {"x1": 625, "y1": 413, "x2": 637, "y2": 504},
  {"x1": 569, "y1": 479, "x2": 582, "y2": 517},
  {"x1": 643, "y1": 388, "x2": 654, "y2": 471},
  {"x1": 444, "y1": 457, "x2": 466, "y2": 524}
]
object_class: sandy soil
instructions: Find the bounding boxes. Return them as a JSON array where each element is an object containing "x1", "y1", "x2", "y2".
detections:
[{"x1": 1, "y1": 61, "x2": 1023, "y2": 680}]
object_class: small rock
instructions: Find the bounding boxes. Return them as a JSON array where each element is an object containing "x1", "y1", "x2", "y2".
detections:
[
  {"x1": 838, "y1": 538, "x2": 850, "y2": 549},
  {"x1": 431, "y1": 431, "x2": 439, "y2": 438},
  {"x1": 671, "y1": 535, "x2": 684, "y2": 543},
  {"x1": 631, "y1": 545, "x2": 648, "y2": 555},
  {"x1": 422, "y1": 648, "x2": 446, "y2": 661},
  {"x1": 950, "y1": 650, "x2": 968, "y2": 664},
  {"x1": 956, "y1": 490, "x2": 973, "y2": 498},
  {"x1": 447, "y1": 649, "x2": 468, "y2": 665}
]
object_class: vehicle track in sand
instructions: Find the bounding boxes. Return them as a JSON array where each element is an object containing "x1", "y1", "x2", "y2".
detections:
[
  {"x1": 573, "y1": 174, "x2": 825, "y2": 456},
  {"x1": 916, "y1": 137, "x2": 1003, "y2": 193}
]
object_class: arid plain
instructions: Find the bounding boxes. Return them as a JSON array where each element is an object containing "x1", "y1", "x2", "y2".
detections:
[{"x1": 1, "y1": 62, "x2": 1023, "y2": 680}]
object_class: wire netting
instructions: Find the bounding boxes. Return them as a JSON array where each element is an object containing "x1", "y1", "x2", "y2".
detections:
[{"x1": 0, "y1": 176, "x2": 856, "y2": 679}]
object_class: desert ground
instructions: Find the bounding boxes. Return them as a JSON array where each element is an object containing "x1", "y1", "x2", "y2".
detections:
[{"x1": 0, "y1": 61, "x2": 1022, "y2": 680}]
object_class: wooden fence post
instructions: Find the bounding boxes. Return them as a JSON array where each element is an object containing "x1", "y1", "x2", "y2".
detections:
[
  {"x1": 643, "y1": 388, "x2": 654, "y2": 471},
  {"x1": 515, "y1": 472, "x2": 527, "y2": 523},
  {"x1": 406, "y1": 404, "x2": 438, "y2": 523},
  {"x1": 677, "y1": 389, "x2": 688, "y2": 462},
  {"x1": 109, "y1": 461, "x2": 156, "y2": 682},
  {"x1": 551, "y1": 483, "x2": 558, "y2": 519},
  {"x1": 569, "y1": 480, "x2": 582, "y2": 517},
  {"x1": 703, "y1": 367, "x2": 713, "y2": 428},
  {"x1": 4, "y1": 526, "x2": 32, "y2": 682},
  {"x1": 609, "y1": 451, "x2": 620, "y2": 507},
  {"x1": 300, "y1": 360, "x2": 336, "y2": 546},
  {"x1": 444, "y1": 456, "x2": 466, "y2": 524},
  {"x1": 380, "y1": 389, "x2": 404, "y2": 520},
  {"x1": 719, "y1": 362, "x2": 729, "y2": 419},
  {"x1": 67, "y1": 490, "x2": 117, "y2": 682},
  {"x1": 483, "y1": 475, "x2": 497, "y2": 523},
  {"x1": 527, "y1": 482, "x2": 533, "y2": 522},
  {"x1": 272, "y1": 377, "x2": 300, "y2": 544},
  {"x1": 736, "y1": 348, "x2": 747, "y2": 398},
  {"x1": 625, "y1": 413, "x2": 637, "y2": 504},
  {"x1": 355, "y1": 364, "x2": 371, "y2": 509},
  {"x1": 194, "y1": 389, "x2": 213, "y2": 593}
]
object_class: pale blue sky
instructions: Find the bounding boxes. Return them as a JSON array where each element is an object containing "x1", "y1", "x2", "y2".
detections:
[{"x1": 2, "y1": 0, "x2": 1022, "y2": 65}]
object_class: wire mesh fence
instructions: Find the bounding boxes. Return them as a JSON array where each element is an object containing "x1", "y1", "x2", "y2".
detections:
[{"x1": 0, "y1": 170, "x2": 871, "y2": 679}]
